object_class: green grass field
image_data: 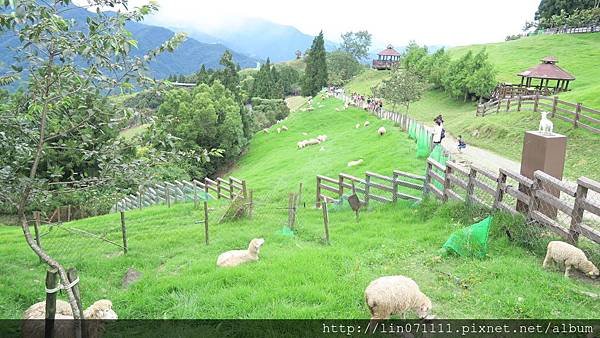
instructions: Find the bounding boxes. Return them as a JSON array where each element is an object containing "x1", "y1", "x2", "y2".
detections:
[
  {"x1": 1, "y1": 98, "x2": 598, "y2": 319},
  {"x1": 345, "y1": 33, "x2": 600, "y2": 179}
]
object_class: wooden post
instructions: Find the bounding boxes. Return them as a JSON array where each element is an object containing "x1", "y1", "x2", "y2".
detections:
[
  {"x1": 574, "y1": 103, "x2": 581, "y2": 128},
  {"x1": 45, "y1": 268, "x2": 59, "y2": 338},
  {"x1": 364, "y1": 174, "x2": 371, "y2": 207},
  {"x1": 34, "y1": 211, "x2": 42, "y2": 263},
  {"x1": 242, "y1": 180, "x2": 248, "y2": 199},
  {"x1": 423, "y1": 162, "x2": 432, "y2": 197},
  {"x1": 322, "y1": 200, "x2": 330, "y2": 245},
  {"x1": 551, "y1": 96, "x2": 558, "y2": 118},
  {"x1": 496, "y1": 99, "x2": 501, "y2": 113},
  {"x1": 166, "y1": 185, "x2": 171, "y2": 208},
  {"x1": 338, "y1": 174, "x2": 344, "y2": 200},
  {"x1": 67, "y1": 205, "x2": 71, "y2": 222},
  {"x1": 316, "y1": 177, "x2": 322, "y2": 209},
  {"x1": 216, "y1": 179, "x2": 221, "y2": 199},
  {"x1": 527, "y1": 175, "x2": 541, "y2": 221},
  {"x1": 493, "y1": 172, "x2": 507, "y2": 210},
  {"x1": 57, "y1": 207, "x2": 61, "y2": 223},
  {"x1": 392, "y1": 172, "x2": 399, "y2": 203},
  {"x1": 229, "y1": 177, "x2": 234, "y2": 199},
  {"x1": 506, "y1": 97, "x2": 511, "y2": 111},
  {"x1": 466, "y1": 168, "x2": 477, "y2": 206},
  {"x1": 570, "y1": 182, "x2": 588, "y2": 243},
  {"x1": 533, "y1": 94, "x2": 540, "y2": 112},
  {"x1": 517, "y1": 95, "x2": 522, "y2": 112},
  {"x1": 297, "y1": 182, "x2": 303, "y2": 208},
  {"x1": 137, "y1": 192, "x2": 142, "y2": 209},
  {"x1": 193, "y1": 182, "x2": 198, "y2": 209},
  {"x1": 203, "y1": 201, "x2": 209, "y2": 245},
  {"x1": 120, "y1": 211, "x2": 128, "y2": 254},
  {"x1": 442, "y1": 165, "x2": 452, "y2": 202}
]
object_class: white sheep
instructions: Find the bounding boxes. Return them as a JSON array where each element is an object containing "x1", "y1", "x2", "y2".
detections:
[
  {"x1": 335, "y1": 108, "x2": 340, "y2": 112},
  {"x1": 378, "y1": 127, "x2": 386, "y2": 136},
  {"x1": 543, "y1": 241, "x2": 599, "y2": 279},
  {"x1": 365, "y1": 275, "x2": 432, "y2": 320},
  {"x1": 302, "y1": 132, "x2": 308, "y2": 136},
  {"x1": 217, "y1": 238, "x2": 265, "y2": 267},
  {"x1": 305, "y1": 138, "x2": 320, "y2": 146},
  {"x1": 297, "y1": 141, "x2": 306, "y2": 149},
  {"x1": 355, "y1": 123, "x2": 360, "y2": 129},
  {"x1": 539, "y1": 111, "x2": 554, "y2": 135},
  {"x1": 282, "y1": 126, "x2": 288, "y2": 131},
  {"x1": 364, "y1": 121, "x2": 370, "y2": 127},
  {"x1": 316, "y1": 135, "x2": 328, "y2": 143},
  {"x1": 277, "y1": 128, "x2": 281, "y2": 134},
  {"x1": 22, "y1": 299, "x2": 117, "y2": 338},
  {"x1": 347, "y1": 159, "x2": 364, "y2": 167},
  {"x1": 262, "y1": 128, "x2": 270, "y2": 134}
]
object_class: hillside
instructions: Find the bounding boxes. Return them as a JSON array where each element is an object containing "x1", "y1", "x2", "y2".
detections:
[
  {"x1": 1, "y1": 98, "x2": 598, "y2": 320},
  {"x1": 345, "y1": 33, "x2": 600, "y2": 179}
]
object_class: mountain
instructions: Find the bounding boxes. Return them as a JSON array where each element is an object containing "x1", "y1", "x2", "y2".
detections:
[
  {"x1": 0, "y1": 5, "x2": 259, "y2": 82},
  {"x1": 184, "y1": 18, "x2": 338, "y2": 63}
]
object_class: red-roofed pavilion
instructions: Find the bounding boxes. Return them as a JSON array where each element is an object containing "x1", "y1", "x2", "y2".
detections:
[
  {"x1": 373, "y1": 45, "x2": 401, "y2": 70},
  {"x1": 517, "y1": 56, "x2": 575, "y2": 92}
]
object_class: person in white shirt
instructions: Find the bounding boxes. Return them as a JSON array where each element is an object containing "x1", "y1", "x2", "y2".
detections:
[{"x1": 432, "y1": 115, "x2": 445, "y2": 145}]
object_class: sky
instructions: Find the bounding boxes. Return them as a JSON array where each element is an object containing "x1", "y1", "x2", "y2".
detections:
[{"x1": 95, "y1": 0, "x2": 541, "y2": 48}]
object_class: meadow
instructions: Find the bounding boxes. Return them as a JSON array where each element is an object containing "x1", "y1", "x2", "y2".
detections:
[{"x1": 1, "y1": 98, "x2": 598, "y2": 320}]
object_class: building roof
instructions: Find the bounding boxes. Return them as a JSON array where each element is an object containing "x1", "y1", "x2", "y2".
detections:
[
  {"x1": 377, "y1": 45, "x2": 401, "y2": 57},
  {"x1": 518, "y1": 57, "x2": 575, "y2": 80}
]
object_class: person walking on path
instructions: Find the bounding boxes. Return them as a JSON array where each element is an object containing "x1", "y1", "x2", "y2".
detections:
[{"x1": 432, "y1": 115, "x2": 445, "y2": 145}]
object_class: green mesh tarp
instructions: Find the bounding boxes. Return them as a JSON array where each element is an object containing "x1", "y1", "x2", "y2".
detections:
[
  {"x1": 428, "y1": 145, "x2": 448, "y2": 190},
  {"x1": 442, "y1": 216, "x2": 492, "y2": 258},
  {"x1": 416, "y1": 127, "x2": 430, "y2": 158}
]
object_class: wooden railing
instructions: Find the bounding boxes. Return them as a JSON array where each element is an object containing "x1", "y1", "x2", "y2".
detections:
[
  {"x1": 114, "y1": 176, "x2": 247, "y2": 212},
  {"x1": 477, "y1": 94, "x2": 600, "y2": 134},
  {"x1": 315, "y1": 170, "x2": 425, "y2": 209},
  {"x1": 539, "y1": 25, "x2": 600, "y2": 35},
  {"x1": 426, "y1": 157, "x2": 600, "y2": 245}
]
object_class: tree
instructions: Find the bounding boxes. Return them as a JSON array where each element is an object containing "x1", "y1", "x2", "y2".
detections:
[
  {"x1": 442, "y1": 51, "x2": 473, "y2": 101},
  {"x1": 252, "y1": 58, "x2": 273, "y2": 99},
  {"x1": 302, "y1": 31, "x2": 328, "y2": 97},
  {"x1": 374, "y1": 67, "x2": 426, "y2": 112},
  {"x1": 535, "y1": 0, "x2": 597, "y2": 20},
  {"x1": 427, "y1": 48, "x2": 451, "y2": 89},
  {"x1": 278, "y1": 65, "x2": 301, "y2": 96},
  {"x1": 196, "y1": 64, "x2": 211, "y2": 85},
  {"x1": 403, "y1": 41, "x2": 428, "y2": 73},
  {"x1": 0, "y1": 0, "x2": 186, "y2": 324},
  {"x1": 211, "y1": 50, "x2": 241, "y2": 101},
  {"x1": 326, "y1": 50, "x2": 363, "y2": 86},
  {"x1": 270, "y1": 66, "x2": 284, "y2": 99},
  {"x1": 340, "y1": 30, "x2": 372, "y2": 61},
  {"x1": 466, "y1": 49, "x2": 496, "y2": 101}
]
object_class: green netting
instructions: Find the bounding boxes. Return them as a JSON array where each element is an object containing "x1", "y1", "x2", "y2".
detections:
[
  {"x1": 442, "y1": 216, "x2": 493, "y2": 258},
  {"x1": 408, "y1": 121, "x2": 416, "y2": 140},
  {"x1": 330, "y1": 195, "x2": 352, "y2": 212},
  {"x1": 197, "y1": 191, "x2": 213, "y2": 202},
  {"x1": 416, "y1": 127, "x2": 430, "y2": 158},
  {"x1": 428, "y1": 145, "x2": 448, "y2": 190}
]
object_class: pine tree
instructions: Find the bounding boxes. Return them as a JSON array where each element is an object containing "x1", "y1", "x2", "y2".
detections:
[
  {"x1": 196, "y1": 64, "x2": 211, "y2": 85},
  {"x1": 252, "y1": 58, "x2": 273, "y2": 99},
  {"x1": 270, "y1": 66, "x2": 284, "y2": 99},
  {"x1": 302, "y1": 31, "x2": 328, "y2": 97},
  {"x1": 211, "y1": 50, "x2": 240, "y2": 99}
]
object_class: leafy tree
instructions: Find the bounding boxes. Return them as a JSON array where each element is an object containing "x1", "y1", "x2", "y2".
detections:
[
  {"x1": 535, "y1": 0, "x2": 598, "y2": 20},
  {"x1": 302, "y1": 31, "x2": 328, "y2": 97},
  {"x1": 374, "y1": 67, "x2": 426, "y2": 112},
  {"x1": 427, "y1": 48, "x2": 451, "y2": 89},
  {"x1": 252, "y1": 58, "x2": 273, "y2": 99},
  {"x1": 196, "y1": 64, "x2": 211, "y2": 85},
  {"x1": 278, "y1": 65, "x2": 301, "y2": 96},
  {"x1": 403, "y1": 41, "x2": 428, "y2": 73},
  {"x1": 0, "y1": 0, "x2": 186, "y2": 322},
  {"x1": 466, "y1": 49, "x2": 496, "y2": 101},
  {"x1": 340, "y1": 30, "x2": 372, "y2": 61},
  {"x1": 442, "y1": 51, "x2": 473, "y2": 101},
  {"x1": 270, "y1": 66, "x2": 284, "y2": 99},
  {"x1": 326, "y1": 50, "x2": 363, "y2": 86},
  {"x1": 211, "y1": 50, "x2": 240, "y2": 100}
]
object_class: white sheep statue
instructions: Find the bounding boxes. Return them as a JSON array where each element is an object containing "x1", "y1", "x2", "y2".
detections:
[
  {"x1": 347, "y1": 159, "x2": 364, "y2": 167},
  {"x1": 538, "y1": 111, "x2": 554, "y2": 135},
  {"x1": 543, "y1": 241, "x2": 599, "y2": 279},
  {"x1": 364, "y1": 275, "x2": 432, "y2": 320},
  {"x1": 378, "y1": 127, "x2": 386, "y2": 136},
  {"x1": 22, "y1": 299, "x2": 117, "y2": 338},
  {"x1": 217, "y1": 238, "x2": 265, "y2": 267}
]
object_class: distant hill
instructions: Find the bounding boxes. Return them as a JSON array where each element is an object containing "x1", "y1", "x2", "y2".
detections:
[
  {"x1": 0, "y1": 5, "x2": 259, "y2": 82},
  {"x1": 183, "y1": 18, "x2": 337, "y2": 63}
]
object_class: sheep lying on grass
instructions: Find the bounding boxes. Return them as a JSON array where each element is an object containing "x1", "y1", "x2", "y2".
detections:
[
  {"x1": 298, "y1": 135, "x2": 327, "y2": 149},
  {"x1": 543, "y1": 241, "x2": 599, "y2": 279},
  {"x1": 378, "y1": 127, "x2": 386, "y2": 136},
  {"x1": 364, "y1": 121, "x2": 370, "y2": 127},
  {"x1": 262, "y1": 128, "x2": 270, "y2": 134},
  {"x1": 282, "y1": 126, "x2": 288, "y2": 131},
  {"x1": 365, "y1": 275, "x2": 432, "y2": 319},
  {"x1": 297, "y1": 141, "x2": 306, "y2": 149},
  {"x1": 347, "y1": 159, "x2": 363, "y2": 167},
  {"x1": 23, "y1": 300, "x2": 117, "y2": 338},
  {"x1": 217, "y1": 238, "x2": 265, "y2": 267},
  {"x1": 316, "y1": 135, "x2": 328, "y2": 143}
]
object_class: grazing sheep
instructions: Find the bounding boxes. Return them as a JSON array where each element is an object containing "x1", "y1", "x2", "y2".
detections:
[
  {"x1": 297, "y1": 141, "x2": 306, "y2": 149},
  {"x1": 22, "y1": 299, "x2": 117, "y2": 338},
  {"x1": 347, "y1": 159, "x2": 364, "y2": 167},
  {"x1": 277, "y1": 128, "x2": 281, "y2": 134},
  {"x1": 335, "y1": 108, "x2": 340, "y2": 112},
  {"x1": 543, "y1": 241, "x2": 599, "y2": 279},
  {"x1": 217, "y1": 238, "x2": 265, "y2": 267},
  {"x1": 344, "y1": 102, "x2": 349, "y2": 110},
  {"x1": 355, "y1": 123, "x2": 360, "y2": 129},
  {"x1": 364, "y1": 121, "x2": 370, "y2": 127},
  {"x1": 262, "y1": 128, "x2": 270, "y2": 134},
  {"x1": 305, "y1": 138, "x2": 320, "y2": 146},
  {"x1": 282, "y1": 126, "x2": 288, "y2": 131},
  {"x1": 365, "y1": 276, "x2": 432, "y2": 320},
  {"x1": 316, "y1": 135, "x2": 328, "y2": 143},
  {"x1": 378, "y1": 127, "x2": 386, "y2": 136}
]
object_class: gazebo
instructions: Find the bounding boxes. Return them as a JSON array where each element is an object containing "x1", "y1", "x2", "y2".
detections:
[
  {"x1": 372, "y1": 45, "x2": 401, "y2": 70},
  {"x1": 517, "y1": 56, "x2": 575, "y2": 92}
]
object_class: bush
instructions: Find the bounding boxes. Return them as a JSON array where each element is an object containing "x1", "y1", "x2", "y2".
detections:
[{"x1": 250, "y1": 98, "x2": 290, "y2": 131}]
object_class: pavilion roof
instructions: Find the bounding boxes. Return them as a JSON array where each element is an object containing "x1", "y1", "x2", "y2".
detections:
[
  {"x1": 377, "y1": 45, "x2": 401, "y2": 57},
  {"x1": 518, "y1": 57, "x2": 575, "y2": 81}
]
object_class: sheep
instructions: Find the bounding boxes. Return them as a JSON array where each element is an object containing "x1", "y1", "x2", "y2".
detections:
[
  {"x1": 282, "y1": 126, "x2": 288, "y2": 131},
  {"x1": 22, "y1": 299, "x2": 117, "y2": 338},
  {"x1": 335, "y1": 108, "x2": 340, "y2": 112},
  {"x1": 302, "y1": 132, "x2": 308, "y2": 136},
  {"x1": 355, "y1": 123, "x2": 360, "y2": 129},
  {"x1": 347, "y1": 159, "x2": 364, "y2": 167},
  {"x1": 543, "y1": 241, "x2": 599, "y2": 279},
  {"x1": 262, "y1": 128, "x2": 270, "y2": 134},
  {"x1": 305, "y1": 138, "x2": 320, "y2": 146},
  {"x1": 364, "y1": 121, "x2": 370, "y2": 127},
  {"x1": 365, "y1": 275, "x2": 432, "y2": 320},
  {"x1": 217, "y1": 238, "x2": 265, "y2": 267},
  {"x1": 316, "y1": 135, "x2": 328, "y2": 143},
  {"x1": 277, "y1": 128, "x2": 281, "y2": 134},
  {"x1": 539, "y1": 111, "x2": 554, "y2": 135},
  {"x1": 378, "y1": 127, "x2": 386, "y2": 136},
  {"x1": 297, "y1": 141, "x2": 306, "y2": 149}
]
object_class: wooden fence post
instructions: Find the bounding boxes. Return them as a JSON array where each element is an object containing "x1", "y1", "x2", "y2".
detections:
[
  {"x1": 574, "y1": 103, "x2": 581, "y2": 128},
  {"x1": 316, "y1": 177, "x2": 322, "y2": 209},
  {"x1": 67, "y1": 205, "x2": 71, "y2": 222},
  {"x1": 570, "y1": 182, "x2": 588, "y2": 243},
  {"x1": 322, "y1": 200, "x2": 330, "y2": 245},
  {"x1": 442, "y1": 165, "x2": 452, "y2": 202},
  {"x1": 493, "y1": 172, "x2": 507, "y2": 210},
  {"x1": 338, "y1": 174, "x2": 344, "y2": 200},
  {"x1": 57, "y1": 207, "x2": 61, "y2": 223},
  {"x1": 496, "y1": 99, "x2": 501, "y2": 113},
  {"x1": 533, "y1": 94, "x2": 540, "y2": 112},
  {"x1": 216, "y1": 179, "x2": 221, "y2": 199},
  {"x1": 466, "y1": 168, "x2": 476, "y2": 205},
  {"x1": 551, "y1": 96, "x2": 558, "y2": 118},
  {"x1": 137, "y1": 192, "x2": 142, "y2": 209},
  {"x1": 120, "y1": 211, "x2": 128, "y2": 254},
  {"x1": 506, "y1": 97, "x2": 511, "y2": 112},
  {"x1": 423, "y1": 162, "x2": 432, "y2": 198},
  {"x1": 203, "y1": 200, "x2": 209, "y2": 245},
  {"x1": 166, "y1": 185, "x2": 171, "y2": 208},
  {"x1": 242, "y1": 180, "x2": 248, "y2": 199},
  {"x1": 517, "y1": 95, "x2": 522, "y2": 112},
  {"x1": 527, "y1": 174, "x2": 541, "y2": 221},
  {"x1": 392, "y1": 172, "x2": 399, "y2": 203},
  {"x1": 45, "y1": 268, "x2": 59, "y2": 338},
  {"x1": 193, "y1": 182, "x2": 198, "y2": 209},
  {"x1": 229, "y1": 177, "x2": 234, "y2": 199}
]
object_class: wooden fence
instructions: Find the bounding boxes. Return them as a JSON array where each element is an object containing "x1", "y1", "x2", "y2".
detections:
[
  {"x1": 315, "y1": 170, "x2": 425, "y2": 208},
  {"x1": 426, "y1": 157, "x2": 600, "y2": 245},
  {"x1": 476, "y1": 94, "x2": 600, "y2": 134},
  {"x1": 539, "y1": 25, "x2": 600, "y2": 35},
  {"x1": 114, "y1": 176, "x2": 247, "y2": 212}
]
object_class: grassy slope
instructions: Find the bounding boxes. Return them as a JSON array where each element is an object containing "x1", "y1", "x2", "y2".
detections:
[
  {"x1": 345, "y1": 34, "x2": 600, "y2": 179},
  {"x1": 1, "y1": 98, "x2": 598, "y2": 319}
]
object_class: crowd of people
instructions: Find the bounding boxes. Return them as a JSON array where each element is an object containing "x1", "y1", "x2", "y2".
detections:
[{"x1": 348, "y1": 92, "x2": 383, "y2": 114}]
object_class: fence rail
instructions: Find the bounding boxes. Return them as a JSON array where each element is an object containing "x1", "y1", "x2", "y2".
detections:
[
  {"x1": 476, "y1": 94, "x2": 600, "y2": 134},
  {"x1": 316, "y1": 170, "x2": 425, "y2": 209},
  {"x1": 114, "y1": 176, "x2": 247, "y2": 212}
]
